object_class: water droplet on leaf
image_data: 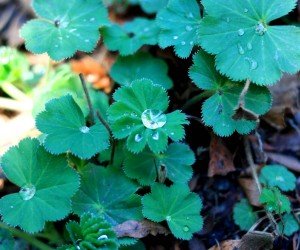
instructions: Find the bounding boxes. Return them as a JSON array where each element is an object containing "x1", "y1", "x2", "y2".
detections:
[
  {"x1": 90, "y1": 18, "x2": 95, "y2": 21},
  {"x1": 98, "y1": 235, "x2": 108, "y2": 240},
  {"x1": 166, "y1": 215, "x2": 171, "y2": 221},
  {"x1": 181, "y1": 41, "x2": 186, "y2": 45},
  {"x1": 80, "y1": 126, "x2": 90, "y2": 133},
  {"x1": 141, "y1": 109, "x2": 167, "y2": 129},
  {"x1": 173, "y1": 36, "x2": 178, "y2": 40},
  {"x1": 185, "y1": 25, "x2": 193, "y2": 31},
  {"x1": 247, "y1": 42, "x2": 253, "y2": 50},
  {"x1": 152, "y1": 131, "x2": 159, "y2": 140},
  {"x1": 135, "y1": 134, "x2": 143, "y2": 142},
  {"x1": 183, "y1": 226, "x2": 190, "y2": 232},
  {"x1": 238, "y1": 29, "x2": 245, "y2": 36},
  {"x1": 245, "y1": 57, "x2": 258, "y2": 70},
  {"x1": 19, "y1": 184, "x2": 36, "y2": 201},
  {"x1": 237, "y1": 43, "x2": 245, "y2": 55},
  {"x1": 255, "y1": 22, "x2": 267, "y2": 36},
  {"x1": 244, "y1": 8, "x2": 249, "y2": 13}
]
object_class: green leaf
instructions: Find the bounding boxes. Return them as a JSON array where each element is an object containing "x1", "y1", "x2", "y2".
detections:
[
  {"x1": 0, "y1": 229, "x2": 15, "y2": 250},
  {"x1": 102, "y1": 18, "x2": 159, "y2": 56},
  {"x1": 0, "y1": 138, "x2": 80, "y2": 233},
  {"x1": 20, "y1": 0, "x2": 109, "y2": 61},
  {"x1": 110, "y1": 52, "x2": 173, "y2": 89},
  {"x1": 139, "y1": 0, "x2": 168, "y2": 14},
  {"x1": 259, "y1": 165, "x2": 296, "y2": 192},
  {"x1": 108, "y1": 79, "x2": 188, "y2": 153},
  {"x1": 36, "y1": 95, "x2": 110, "y2": 159},
  {"x1": 99, "y1": 141, "x2": 126, "y2": 168},
  {"x1": 124, "y1": 143, "x2": 195, "y2": 185},
  {"x1": 142, "y1": 183, "x2": 203, "y2": 240},
  {"x1": 189, "y1": 50, "x2": 272, "y2": 136},
  {"x1": 199, "y1": 0, "x2": 300, "y2": 85},
  {"x1": 63, "y1": 213, "x2": 118, "y2": 250},
  {"x1": 156, "y1": 0, "x2": 202, "y2": 58},
  {"x1": 72, "y1": 165, "x2": 142, "y2": 225},
  {"x1": 278, "y1": 213, "x2": 300, "y2": 236},
  {"x1": 233, "y1": 199, "x2": 258, "y2": 231},
  {"x1": 259, "y1": 188, "x2": 291, "y2": 214}
]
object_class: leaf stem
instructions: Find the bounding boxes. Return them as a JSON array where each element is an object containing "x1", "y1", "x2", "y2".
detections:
[
  {"x1": 1, "y1": 82, "x2": 31, "y2": 102},
  {"x1": 238, "y1": 79, "x2": 251, "y2": 107},
  {"x1": 244, "y1": 137, "x2": 279, "y2": 235},
  {"x1": 0, "y1": 97, "x2": 32, "y2": 112},
  {"x1": 79, "y1": 74, "x2": 96, "y2": 124},
  {"x1": 182, "y1": 91, "x2": 213, "y2": 111},
  {"x1": 0, "y1": 222, "x2": 54, "y2": 250}
]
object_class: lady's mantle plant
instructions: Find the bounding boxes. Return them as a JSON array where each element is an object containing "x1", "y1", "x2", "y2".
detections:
[{"x1": 0, "y1": 0, "x2": 299, "y2": 248}]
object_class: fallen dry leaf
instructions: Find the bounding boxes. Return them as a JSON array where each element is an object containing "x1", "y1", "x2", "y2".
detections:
[
  {"x1": 267, "y1": 152, "x2": 300, "y2": 173},
  {"x1": 113, "y1": 220, "x2": 170, "y2": 238},
  {"x1": 208, "y1": 240, "x2": 240, "y2": 250},
  {"x1": 268, "y1": 131, "x2": 300, "y2": 153},
  {"x1": 238, "y1": 178, "x2": 261, "y2": 207},
  {"x1": 238, "y1": 231, "x2": 274, "y2": 250},
  {"x1": 208, "y1": 135, "x2": 235, "y2": 177}
]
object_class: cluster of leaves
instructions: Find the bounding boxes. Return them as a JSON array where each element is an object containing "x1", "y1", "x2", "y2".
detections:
[
  {"x1": 1, "y1": 0, "x2": 300, "y2": 248},
  {"x1": 234, "y1": 165, "x2": 299, "y2": 236}
]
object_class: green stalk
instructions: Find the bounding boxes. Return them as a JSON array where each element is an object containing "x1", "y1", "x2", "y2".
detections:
[
  {"x1": 182, "y1": 90, "x2": 213, "y2": 111},
  {"x1": 1, "y1": 82, "x2": 30, "y2": 102},
  {"x1": 0, "y1": 222, "x2": 54, "y2": 250}
]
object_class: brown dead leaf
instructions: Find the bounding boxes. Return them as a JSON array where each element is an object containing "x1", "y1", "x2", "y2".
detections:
[
  {"x1": 208, "y1": 240, "x2": 240, "y2": 250},
  {"x1": 71, "y1": 56, "x2": 112, "y2": 93},
  {"x1": 238, "y1": 178, "x2": 261, "y2": 207},
  {"x1": 208, "y1": 135, "x2": 235, "y2": 177},
  {"x1": 268, "y1": 132, "x2": 300, "y2": 152},
  {"x1": 113, "y1": 220, "x2": 170, "y2": 238},
  {"x1": 238, "y1": 231, "x2": 274, "y2": 250},
  {"x1": 267, "y1": 152, "x2": 300, "y2": 173}
]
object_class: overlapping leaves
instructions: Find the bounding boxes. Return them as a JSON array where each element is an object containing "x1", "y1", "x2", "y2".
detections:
[
  {"x1": 20, "y1": 0, "x2": 109, "y2": 61},
  {"x1": 157, "y1": 0, "x2": 202, "y2": 58},
  {"x1": 72, "y1": 165, "x2": 142, "y2": 225},
  {"x1": 124, "y1": 143, "x2": 195, "y2": 185},
  {"x1": 36, "y1": 95, "x2": 110, "y2": 159},
  {"x1": 59, "y1": 213, "x2": 118, "y2": 250},
  {"x1": 108, "y1": 79, "x2": 188, "y2": 153},
  {"x1": 142, "y1": 183, "x2": 203, "y2": 240},
  {"x1": 199, "y1": 0, "x2": 300, "y2": 85},
  {"x1": 233, "y1": 199, "x2": 258, "y2": 231},
  {"x1": 102, "y1": 18, "x2": 159, "y2": 56},
  {"x1": 189, "y1": 51, "x2": 272, "y2": 136},
  {"x1": 0, "y1": 138, "x2": 80, "y2": 233},
  {"x1": 110, "y1": 52, "x2": 173, "y2": 89}
]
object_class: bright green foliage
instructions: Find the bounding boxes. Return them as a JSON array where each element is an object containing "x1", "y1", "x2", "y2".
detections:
[
  {"x1": 189, "y1": 51, "x2": 272, "y2": 136},
  {"x1": 259, "y1": 188, "x2": 291, "y2": 214},
  {"x1": 278, "y1": 214, "x2": 300, "y2": 236},
  {"x1": 110, "y1": 52, "x2": 173, "y2": 89},
  {"x1": 199, "y1": 0, "x2": 300, "y2": 85},
  {"x1": 108, "y1": 79, "x2": 188, "y2": 153},
  {"x1": 259, "y1": 165, "x2": 296, "y2": 192},
  {"x1": 59, "y1": 213, "x2": 118, "y2": 250},
  {"x1": 20, "y1": 0, "x2": 109, "y2": 61},
  {"x1": 142, "y1": 183, "x2": 203, "y2": 240},
  {"x1": 0, "y1": 138, "x2": 80, "y2": 233},
  {"x1": 36, "y1": 95, "x2": 110, "y2": 159},
  {"x1": 72, "y1": 165, "x2": 142, "y2": 225},
  {"x1": 233, "y1": 199, "x2": 258, "y2": 231},
  {"x1": 124, "y1": 143, "x2": 195, "y2": 185},
  {"x1": 102, "y1": 18, "x2": 159, "y2": 56},
  {"x1": 156, "y1": 0, "x2": 202, "y2": 58},
  {"x1": 139, "y1": 0, "x2": 168, "y2": 14},
  {"x1": 0, "y1": 229, "x2": 14, "y2": 250}
]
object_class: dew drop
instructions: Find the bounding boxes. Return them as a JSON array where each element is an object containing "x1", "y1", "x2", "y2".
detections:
[
  {"x1": 134, "y1": 134, "x2": 143, "y2": 142},
  {"x1": 185, "y1": 25, "x2": 193, "y2": 31},
  {"x1": 245, "y1": 57, "x2": 258, "y2": 70},
  {"x1": 126, "y1": 125, "x2": 131, "y2": 129},
  {"x1": 274, "y1": 50, "x2": 279, "y2": 61},
  {"x1": 131, "y1": 112, "x2": 137, "y2": 117},
  {"x1": 80, "y1": 126, "x2": 90, "y2": 133},
  {"x1": 98, "y1": 235, "x2": 108, "y2": 240},
  {"x1": 247, "y1": 42, "x2": 253, "y2": 50},
  {"x1": 10, "y1": 206, "x2": 13, "y2": 209},
  {"x1": 58, "y1": 36, "x2": 63, "y2": 40},
  {"x1": 55, "y1": 44, "x2": 59, "y2": 48},
  {"x1": 186, "y1": 217, "x2": 190, "y2": 220},
  {"x1": 90, "y1": 17, "x2": 95, "y2": 21},
  {"x1": 238, "y1": 29, "x2": 245, "y2": 36},
  {"x1": 190, "y1": 41, "x2": 194, "y2": 45},
  {"x1": 66, "y1": 35, "x2": 70, "y2": 38},
  {"x1": 19, "y1": 184, "x2": 36, "y2": 201},
  {"x1": 183, "y1": 226, "x2": 190, "y2": 232},
  {"x1": 143, "y1": 27, "x2": 150, "y2": 32},
  {"x1": 275, "y1": 176, "x2": 284, "y2": 182},
  {"x1": 187, "y1": 12, "x2": 194, "y2": 18},
  {"x1": 226, "y1": 17, "x2": 230, "y2": 23},
  {"x1": 141, "y1": 109, "x2": 167, "y2": 129},
  {"x1": 181, "y1": 41, "x2": 186, "y2": 45},
  {"x1": 69, "y1": 29, "x2": 77, "y2": 33},
  {"x1": 237, "y1": 43, "x2": 245, "y2": 55},
  {"x1": 244, "y1": 8, "x2": 249, "y2": 13},
  {"x1": 166, "y1": 216, "x2": 171, "y2": 221},
  {"x1": 85, "y1": 39, "x2": 90, "y2": 43},
  {"x1": 152, "y1": 131, "x2": 159, "y2": 140},
  {"x1": 255, "y1": 22, "x2": 267, "y2": 36},
  {"x1": 171, "y1": 132, "x2": 175, "y2": 136},
  {"x1": 173, "y1": 36, "x2": 178, "y2": 40}
]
